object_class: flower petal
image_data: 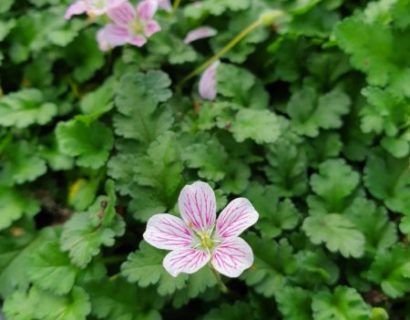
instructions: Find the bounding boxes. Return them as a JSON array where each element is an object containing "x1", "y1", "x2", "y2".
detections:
[
  {"x1": 198, "y1": 61, "x2": 219, "y2": 101},
  {"x1": 157, "y1": 0, "x2": 172, "y2": 11},
  {"x1": 163, "y1": 248, "x2": 210, "y2": 277},
  {"x1": 216, "y1": 198, "x2": 259, "y2": 238},
  {"x1": 184, "y1": 26, "x2": 217, "y2": 44},
  {"x1": 96, "y1": 28, "x2": 111, "y2": 51},
  {"x1": 106, "y1": 0, "x2": 128, "y2": 10},
  {"x1": 97, "y1": 24, "x2": 129, "y2": 49},
  {"x1": 178, "y1": 181, "x2": 217, "y2": 232},
  {"x1": 65, "y1": 0, "x2": 87, "y2": 19},
  {"x1": 107, "y1": 1, "x2": 135, "y2": 26},
  {"x1": 137, "y1": 0, "x2": 158, "y2": 21},
  {"x1": 211, "y1": 237, "x2": 254, "y2": 278},
  {"x1": 129, "y1": 34, "x2": 147, "y2": 47},
  {"x1": 144, "y1": 20, "x2": 161, "y2": 37},
  {"x1": 143, "y1": 214, "x2": 194, "y2": 250}
]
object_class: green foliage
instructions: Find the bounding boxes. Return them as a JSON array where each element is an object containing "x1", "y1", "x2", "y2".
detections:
[
  {"x1": 312, "y1": 286, "x2": 371, "y2": 320},
  {"x1": 0, "y1": 140, "x2": 47, "y2": 186},
  {"x1": 56, "y1": 119, "x2": 114, "y2": 169},
  {"x1": 231, "y1": 109, "x2": 282, "y2": 144},
  {"x1": 287, "y1": 86, "x2": 351, "y2": 137},
  {"x1": 1, "y1": 0, "x2": 410, "y2": 318},
  {"x1": 4, "y1": 286, "x2": 91, "y2": 320},
  {"x1": 367, "y1": 245, "x2": 410, "y2": 298},
  {"x1": 61, "y1": 182, "x2": 125, "y2": 268},
  {"x1": 0, "y1": 187, "x2": 39, "y2": 230},
  {"x1": 27, "y1": 240, "x2": 79, "y2": 295},
  {"x1": 303, "y1": 214, "x2": 365, "y2": 258},
  {"x1": 0, "y1": 89, "x2": 57, "y2": 128}
]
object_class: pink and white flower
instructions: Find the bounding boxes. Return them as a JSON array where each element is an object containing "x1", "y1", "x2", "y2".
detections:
[
  {"x1": 97, "y1": 0, "x2": 161, "y2": 50},
  {"x1": 143, "y1": 181, "x2": 259, "y2": 278},
  {"x1": 156, "y1": 0, "x2": 172, "y2": 11},
  {"x1": 65, "y1": 0, "x2": 126, "y2": 19},
  {"x1": 198, "y1": 61, "x2": 220, "y2": 101},
  {"x1": 184, "y1": 26, "x2": 217, "y2": 44}
]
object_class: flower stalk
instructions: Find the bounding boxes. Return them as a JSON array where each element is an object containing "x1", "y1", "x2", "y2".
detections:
[
  {"x1": 210, "y1": 264, "x2": 228, "y2": 293},
  {"x1": 178, "y1": 9, "x2": 284, "y2": 88}
]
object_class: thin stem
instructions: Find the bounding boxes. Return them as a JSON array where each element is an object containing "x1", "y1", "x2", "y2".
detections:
[
  {"x1": 177, "y1": 19, "x2": 262, "y2": 88},
  {"x1": 173, "y1": 0, "x2": 182, "y2": 12},
  {"x1": 210, "y1": 264, "x2": 228, "y2": 293}
]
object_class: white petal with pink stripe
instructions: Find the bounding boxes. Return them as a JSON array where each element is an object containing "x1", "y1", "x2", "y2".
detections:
[
  {"x1": 178, "y1": 181, "x2": 216, "y2": 232},
  {"x1": 143, "y1": 214, "x2": 194, "y2": 250},
  {"x1": 163, "y1": 248, "x2": 211, "y2": 277},
  {"x1": 216, "y1": 198, "x2": 259, "y2": 238},
  {"x1": 211, "y1": 237, "x2": 254, "y2": 278}
]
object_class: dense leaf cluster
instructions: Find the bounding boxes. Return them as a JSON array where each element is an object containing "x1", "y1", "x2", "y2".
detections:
[{"x1": 0, "y1": 0, "x2": 409, "y2": 319}]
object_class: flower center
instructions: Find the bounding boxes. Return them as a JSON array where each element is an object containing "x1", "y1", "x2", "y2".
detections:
[
  {"x1": 129, "y1": 19, "x2": 143, "y2": 35},
  {"x1": 90, "y1": 0, "x2": 106, "y2": 9},
  {"x1": 199, "y1": 232, "x2": 214, "y2": 250}
]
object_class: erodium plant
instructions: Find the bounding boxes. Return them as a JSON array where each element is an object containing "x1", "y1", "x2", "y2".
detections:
[{"x1": 0, "y1": 0, "x2": 409, "y2": 319}]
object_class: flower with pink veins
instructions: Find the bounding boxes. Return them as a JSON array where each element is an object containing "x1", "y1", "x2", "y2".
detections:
[
  {"x1": 143, "y1": 181, "x2": 259, "y2": 278},
  {"x1": 184, "y1": 26, "x2": 217, "y2": 44},
  {"x1": 65, "y1": 0, "x2": 126, "y2": 19},
  {"x1": 97, "y1": 0, "x2": 161, "y2": 50},
  {"x1": 198, "y1": 61, "x2": 219, "y2": 101},
  {"x1": 156, "y1": 0, "x2": 172, "y2": 11}
]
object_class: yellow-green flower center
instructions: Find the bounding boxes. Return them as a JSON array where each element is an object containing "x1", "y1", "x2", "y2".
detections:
[
  {"x1": 129, "y1": 19, "x2": 143, "y2": 35},
  {"x1": 199, "y1": 232, "x2": 214, "y2": 250}
]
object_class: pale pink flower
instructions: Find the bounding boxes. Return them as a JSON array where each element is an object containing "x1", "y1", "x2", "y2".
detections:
[
  {"x1": 97, "y1": 0, "x2": 161, "y2": 50},
  {"x1": 143, "y1": 181, "x2": 259, "y2": 278},
  {"x1": 156, "y1": 0, "x2": 172, "y2": 11},
  {"x1": 199, "y1": 61, "x2": 219, "y2": 101},
  {"x1": 184, "y1": 26, "x2": 217, "y2": 44},
  {"x1": 65, "y1": 0, "x2": 126, "y2": 19}
]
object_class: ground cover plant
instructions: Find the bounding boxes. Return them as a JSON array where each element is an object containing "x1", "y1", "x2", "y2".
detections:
[{"x1": 0, "y1": 0, "x2": 410, "y2": 319}]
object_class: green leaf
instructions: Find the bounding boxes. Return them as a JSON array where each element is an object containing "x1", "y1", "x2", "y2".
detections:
[
  {"x1": 243, "y1": 234, "x2": 296, "y2": 297},
  {"x1": 121, "y1": 241, "x2": 188, "y2": 296},
  {"x1": 344, "y1": 197, "x2": 397, "y2": 254},
  {"x1": 0, "y1": 89, "x2": 56, "y2": 128},
  {"x1": 148, "y1": 33, "x2": 198, "y2": 65},
  {"x1": 3, "y1": 290, "x2": 34, "y2": 320},
  {"x1": 183, "y1": 138, "x2": 228, "y2": 182},
  {"x1": 231, "y1": 109, "x2": 282, "y2": 144},
  {"x1": 171, "y1": 267, "x2": 217, "y2": 307},
  {"x1": 303, "y1": 214, "x2": 365, "y2": 258},
  {"x1": 87, "y1": 278, "x2": 162, "y2": 320},
  {"x1": 245, "y1": 184, "x2": 300, "y2": 238},
  {"x1": 0, "y1": 140, "x2": 47, "y2": 186},
  {"x1": 61, "y1": 190, "x2": 125, "y2": 268},
  {"x1": 132, "y1": 132, "x2": 184, "y2": 221},
  {"x1": 293, "y1": 250, "x2": 339, "y2": 287},
  {"x1": 334, "y1": 16, "x2": 394, "y2": 87},
  {"x1": 35, "y1": 286, "x2": 91, "y2": 320},
  {"x1": 64, "y1": 29, "x2": 105, "y2": 82},
  {"x1": 264, "y1": 132, "x2": 308, "y2": 197},
  {"x1": 309, "y1": 159, "x2": 360, "y2": 212},
  {"x1": 0, "y1": 0, "x2": 13, "y2": 13},
  {"x1": 80, "y1": 78, "x2": 115, "y2": 115},
  {"x1": 0, "y1": 187, "x2": 40, "y2": 230},
  {"x1": 312, "y1": 286, "x2": 371, "y2": 320},
  {"x1": 0, "y1": 229, "x2": 56, "y2": 297},
  {"x1": 27, "y1": 240, "x2": 79, "y2": 295},
  {"x1": 56, "y1": 119, "x2": 113, "y2": 169},
  {"x1": 367, "y1": 245, "x2": 410, "y2": 298},
  {"x1": 203, "y1": 302, "x2": 254, "y2": 320},
  {"x1": 287, "y1": 86, "x2": 350, "y2": 137},
  {"x1": 364, "y1": 151, "x2": 410, "y2": 215},
  {"x1": 275, "y1": 286, "x2": 312, "y2": 320},
  {"x1": 113, "y1": 71, "x2": 173, "y2": 144},
  {"x1": 184, "y1": 0, "x2": 250, "y2": 18}
]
